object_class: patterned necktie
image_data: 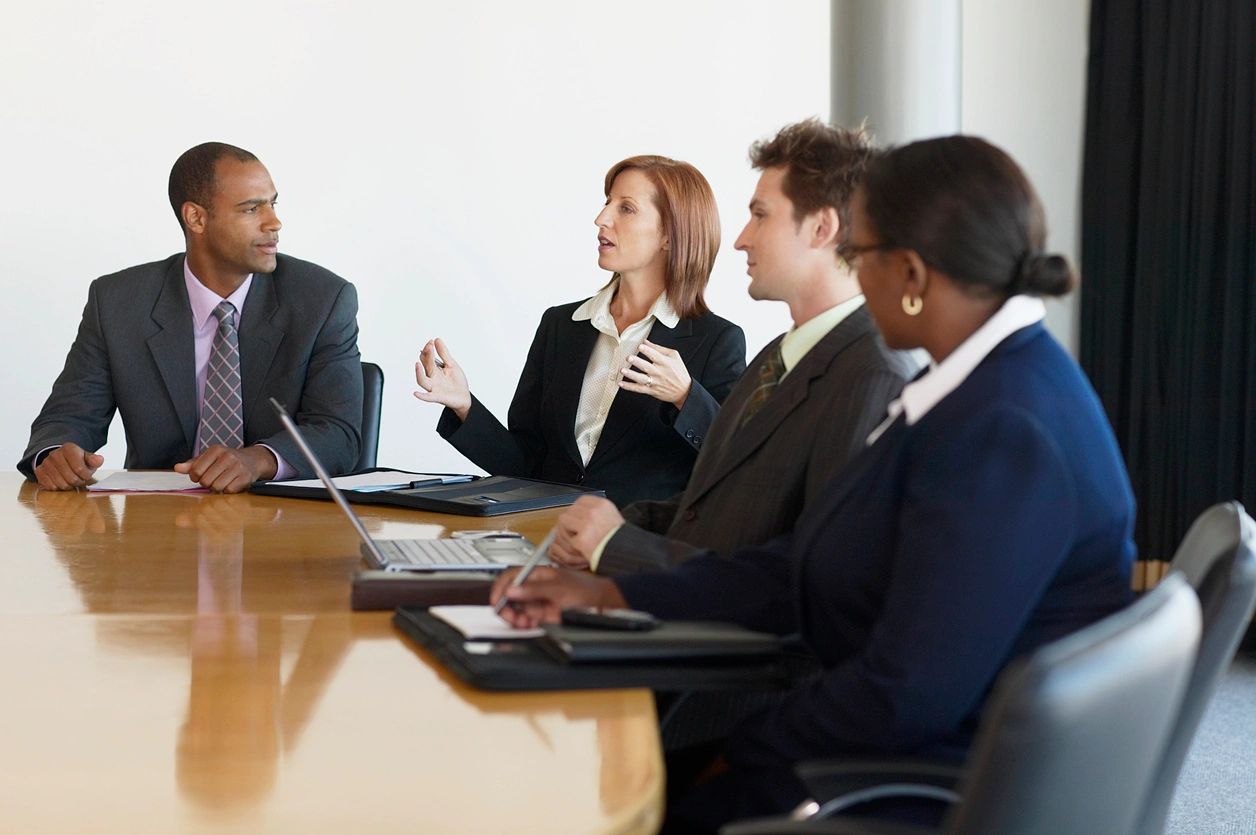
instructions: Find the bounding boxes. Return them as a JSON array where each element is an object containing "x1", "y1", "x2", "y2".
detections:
[
  {"x1": 200, "y1": 301, "x2": 244, "y2": 449},
  {"x1": 738, "y1": 341, "x2": 787, "y2": 430}
]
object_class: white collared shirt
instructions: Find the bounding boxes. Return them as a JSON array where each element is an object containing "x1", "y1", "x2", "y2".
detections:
[
  {"x1": 571, "y1": 279, "x2": 680, "y2": 466},
  {"x1": 866, "y1": 295, "x2": 1046, "y2": 445}
]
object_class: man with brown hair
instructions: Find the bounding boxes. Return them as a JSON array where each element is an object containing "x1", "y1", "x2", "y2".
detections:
[{"x1": 549, "y1": 119, "x2": 914, "y2": 574}]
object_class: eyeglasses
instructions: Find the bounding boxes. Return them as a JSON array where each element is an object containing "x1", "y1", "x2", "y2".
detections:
[{"x1": 838, "y1": 240, "x2": 899, "y2": 268}]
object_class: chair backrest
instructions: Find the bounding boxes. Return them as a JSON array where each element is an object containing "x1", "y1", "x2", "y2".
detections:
[
  {"x1": 1137, "y1": 501, "x2": 1256, "y2": 835},
  {"x1": 947, "y1": 575, "x2": 1200, "y2": 835},
  {"x1": 357, "y1": 361, "x2": 384, "y2": 472}
]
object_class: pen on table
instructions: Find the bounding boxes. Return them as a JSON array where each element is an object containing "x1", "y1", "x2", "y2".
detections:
[
  {"x1": 492, "y1": 525, "x2": 558, "y2": 616},
  {"x1": 405, "y1": 475, "x2": 474, "y2": 488}
]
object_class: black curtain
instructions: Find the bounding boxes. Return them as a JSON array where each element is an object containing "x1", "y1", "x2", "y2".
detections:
[{"x1": 1080, "y1": 0, "x2": 1256, "y2": 564}]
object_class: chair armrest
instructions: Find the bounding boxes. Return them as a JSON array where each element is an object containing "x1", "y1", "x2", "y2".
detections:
[
  {"x1": 793, "y1": 757, "x2": 964, "y2": 817},
  {"x1": 721, "y1": 815, "x2": 934, "y2": 834}
]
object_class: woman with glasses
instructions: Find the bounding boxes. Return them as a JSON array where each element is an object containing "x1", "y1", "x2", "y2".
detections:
[{"x1": 490, "y1": 136, "x2": 1137, "y2": 832}]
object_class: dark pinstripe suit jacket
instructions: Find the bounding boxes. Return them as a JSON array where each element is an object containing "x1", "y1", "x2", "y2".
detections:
[
  {"x1": 597, "y1": 304, "x2": 915, "y2": 575},
  {"x1": 18, "y1": 254, "x2": 363, "y2": 478}
]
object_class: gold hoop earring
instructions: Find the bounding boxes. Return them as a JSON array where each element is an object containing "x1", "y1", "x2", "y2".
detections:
[{"x1": 901, "y1": 294, "x2": 923, "y2": 316}]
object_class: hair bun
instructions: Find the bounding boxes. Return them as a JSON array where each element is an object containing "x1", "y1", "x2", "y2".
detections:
[{"x1": 1012, "y1": 252, "x2": 1075, "y2": 297}]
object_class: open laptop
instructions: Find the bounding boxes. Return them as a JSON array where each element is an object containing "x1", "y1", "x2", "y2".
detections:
[{"x1": 270, "y1": 398, "x2": 540, "y2": 573}]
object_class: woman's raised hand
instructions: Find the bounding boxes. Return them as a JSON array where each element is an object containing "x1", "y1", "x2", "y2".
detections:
[{"x1": 414, "y1": 338, "x2": 473, "y2": 421}]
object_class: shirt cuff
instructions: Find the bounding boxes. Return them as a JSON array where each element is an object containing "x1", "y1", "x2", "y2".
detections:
[
  {"x1": 256, "y1": 444, "x2": 293, "y2": 480},
  {"x1": 587, "y1": 523, "x2": 625, "y2": 572},
  {"x1": 33, "y1": 445, "x2": 62, "y2": 469}
]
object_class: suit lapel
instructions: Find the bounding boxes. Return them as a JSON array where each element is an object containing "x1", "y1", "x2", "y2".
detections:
[
  {"x1": 588, "y1": 317, "x2": 693, "y2": 467},
  {"x1": 238, "y1": 273, "x2": 284, "y2": 428},
  {"x1": 146, "y1": 258, "x2": 198, "y2": 449},
  {"x1": 686, "y1": 307, "x2": 876, "y2": 507},
  {"x1": 552, "y1": 316, "x2": 601, "y2": 470}
]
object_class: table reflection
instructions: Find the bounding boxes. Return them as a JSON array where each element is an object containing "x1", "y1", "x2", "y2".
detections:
[
  {"x1": 21, "y1": 485, "x2": 357, "y2": 814},
  {"x1": 7, "y1": 478, "x2": 663, "y2": 830},
  {"x1": 17, "y1": 482, "x2": 362, "y2": 615}
]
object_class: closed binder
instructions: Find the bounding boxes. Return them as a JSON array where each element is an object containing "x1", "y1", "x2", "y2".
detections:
[{"x1": 537, "y1": 621, "x2": 783, "y2": 664}]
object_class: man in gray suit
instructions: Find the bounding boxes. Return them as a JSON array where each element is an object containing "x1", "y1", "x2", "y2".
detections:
[
  {"x1": 19, "y1": 142, "x2": 362, "y2": 493},
  {"x1": 550, "y1": 120, "x2": 914, "y2": 573}
]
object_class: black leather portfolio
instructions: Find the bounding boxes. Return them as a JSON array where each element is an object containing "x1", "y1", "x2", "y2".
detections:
[
  {"x1": 392, "y1": 607, "x2": 790, "y2": 692},
  {"x1": 253, "y1": 471, "x2": 604, "y2": 516}
]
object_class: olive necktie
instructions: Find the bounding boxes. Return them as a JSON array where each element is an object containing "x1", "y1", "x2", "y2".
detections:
[{"x1": 738, "y1": 342, "x2": 786, "y2": 429}]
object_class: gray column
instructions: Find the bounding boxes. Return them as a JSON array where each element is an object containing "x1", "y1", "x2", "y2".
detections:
[{"x1": 831, "y1": 0, "x2": 962, "y2": 144}]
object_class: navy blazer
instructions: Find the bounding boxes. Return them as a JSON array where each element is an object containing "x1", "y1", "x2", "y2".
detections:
[
  {"x1": 618, "y1": 322, "x2": 1135, "y2": 768},
  {"x1": 437, "y1": 300, "x2": 746, "y2": 507}
]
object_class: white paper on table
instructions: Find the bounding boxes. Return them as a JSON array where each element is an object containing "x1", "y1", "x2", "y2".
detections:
[
  {"x1": 86, "y1": 472, "x2": 205, "y2": 493},
  {"x1": 429, "y1": 605, "x2": 544, "y2": 639}
]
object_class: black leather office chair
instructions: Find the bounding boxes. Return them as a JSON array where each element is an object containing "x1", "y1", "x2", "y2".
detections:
[
  {"x1": 1135, "y1": 502, "x2": 1256, "y2": 835},
  {"x1": 721, "y1": 574, "x2": 1202, "y2": 835},
  {"x1": 357, "y1": 361, "x2": 384, "y2": 472}
]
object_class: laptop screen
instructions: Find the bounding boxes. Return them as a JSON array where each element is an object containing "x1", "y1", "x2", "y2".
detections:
[{"x1": 268, "y1": 398, "x2": 389, "y2": 568}]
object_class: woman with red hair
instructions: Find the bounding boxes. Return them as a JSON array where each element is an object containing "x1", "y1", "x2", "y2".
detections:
[{"x1": 415, "y1": 155, "x2": 745, "y2": 507}]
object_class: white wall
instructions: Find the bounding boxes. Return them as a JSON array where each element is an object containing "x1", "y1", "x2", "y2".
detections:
[
  {"x1": 961, "y1": 0, "x2": 1091, "y2": 353},
  {"x1": 0, "y1": 1, "x2": 830, "y2": 475}
]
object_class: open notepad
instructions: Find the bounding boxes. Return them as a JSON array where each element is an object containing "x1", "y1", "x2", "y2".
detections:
[
  {"x1": 428, "y1": 605, "x2": 544, "y2": 639},
  {"x1": 268, "y1": 470, "x2": 474, "y2": 492}
]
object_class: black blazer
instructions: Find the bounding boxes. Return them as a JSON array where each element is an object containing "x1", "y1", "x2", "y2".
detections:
[{"x1": 437, "y1": 300, "x2": 746, "y2": 507}]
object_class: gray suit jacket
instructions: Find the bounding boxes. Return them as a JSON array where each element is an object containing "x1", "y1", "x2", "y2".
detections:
[
  {"x1": 597, "y1": 305, "x2": 914, "y2": 575},
  {"x1": 19, "y1": 253, "x2": 363, "y2": 479}
]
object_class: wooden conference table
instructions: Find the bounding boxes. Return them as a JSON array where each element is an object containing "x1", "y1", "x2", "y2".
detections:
[{"x1": 0, "y1": 472, "x2": 663, "y2": 833}]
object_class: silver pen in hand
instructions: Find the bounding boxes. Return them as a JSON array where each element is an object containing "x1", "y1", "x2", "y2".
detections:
[{"x1": 492, "y1": 525, "x2": 558, "y2": 616}]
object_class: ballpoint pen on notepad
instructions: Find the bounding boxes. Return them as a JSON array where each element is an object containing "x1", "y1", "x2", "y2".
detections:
[{"x1": 492, "y1": 526, "x2": 558, "y2": 616}]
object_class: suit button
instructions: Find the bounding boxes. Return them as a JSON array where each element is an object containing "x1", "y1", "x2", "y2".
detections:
[
  {"x1": 685, "y1": 429, "x2": 695, "y2": 439},
  {"x1": 694, "y1": 436, "x2": 703, "y2": 445},
  {"x1": 682, "y1": 508, "x2": 697, "y2": 521},
  {"x1": 576, "y1": 474, "x2": 584, "y2": 483}
]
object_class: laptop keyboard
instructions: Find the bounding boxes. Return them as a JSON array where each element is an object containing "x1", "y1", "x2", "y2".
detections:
[{"x1": 376, "y1": 538, "x2": 495, "y2": 566}]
